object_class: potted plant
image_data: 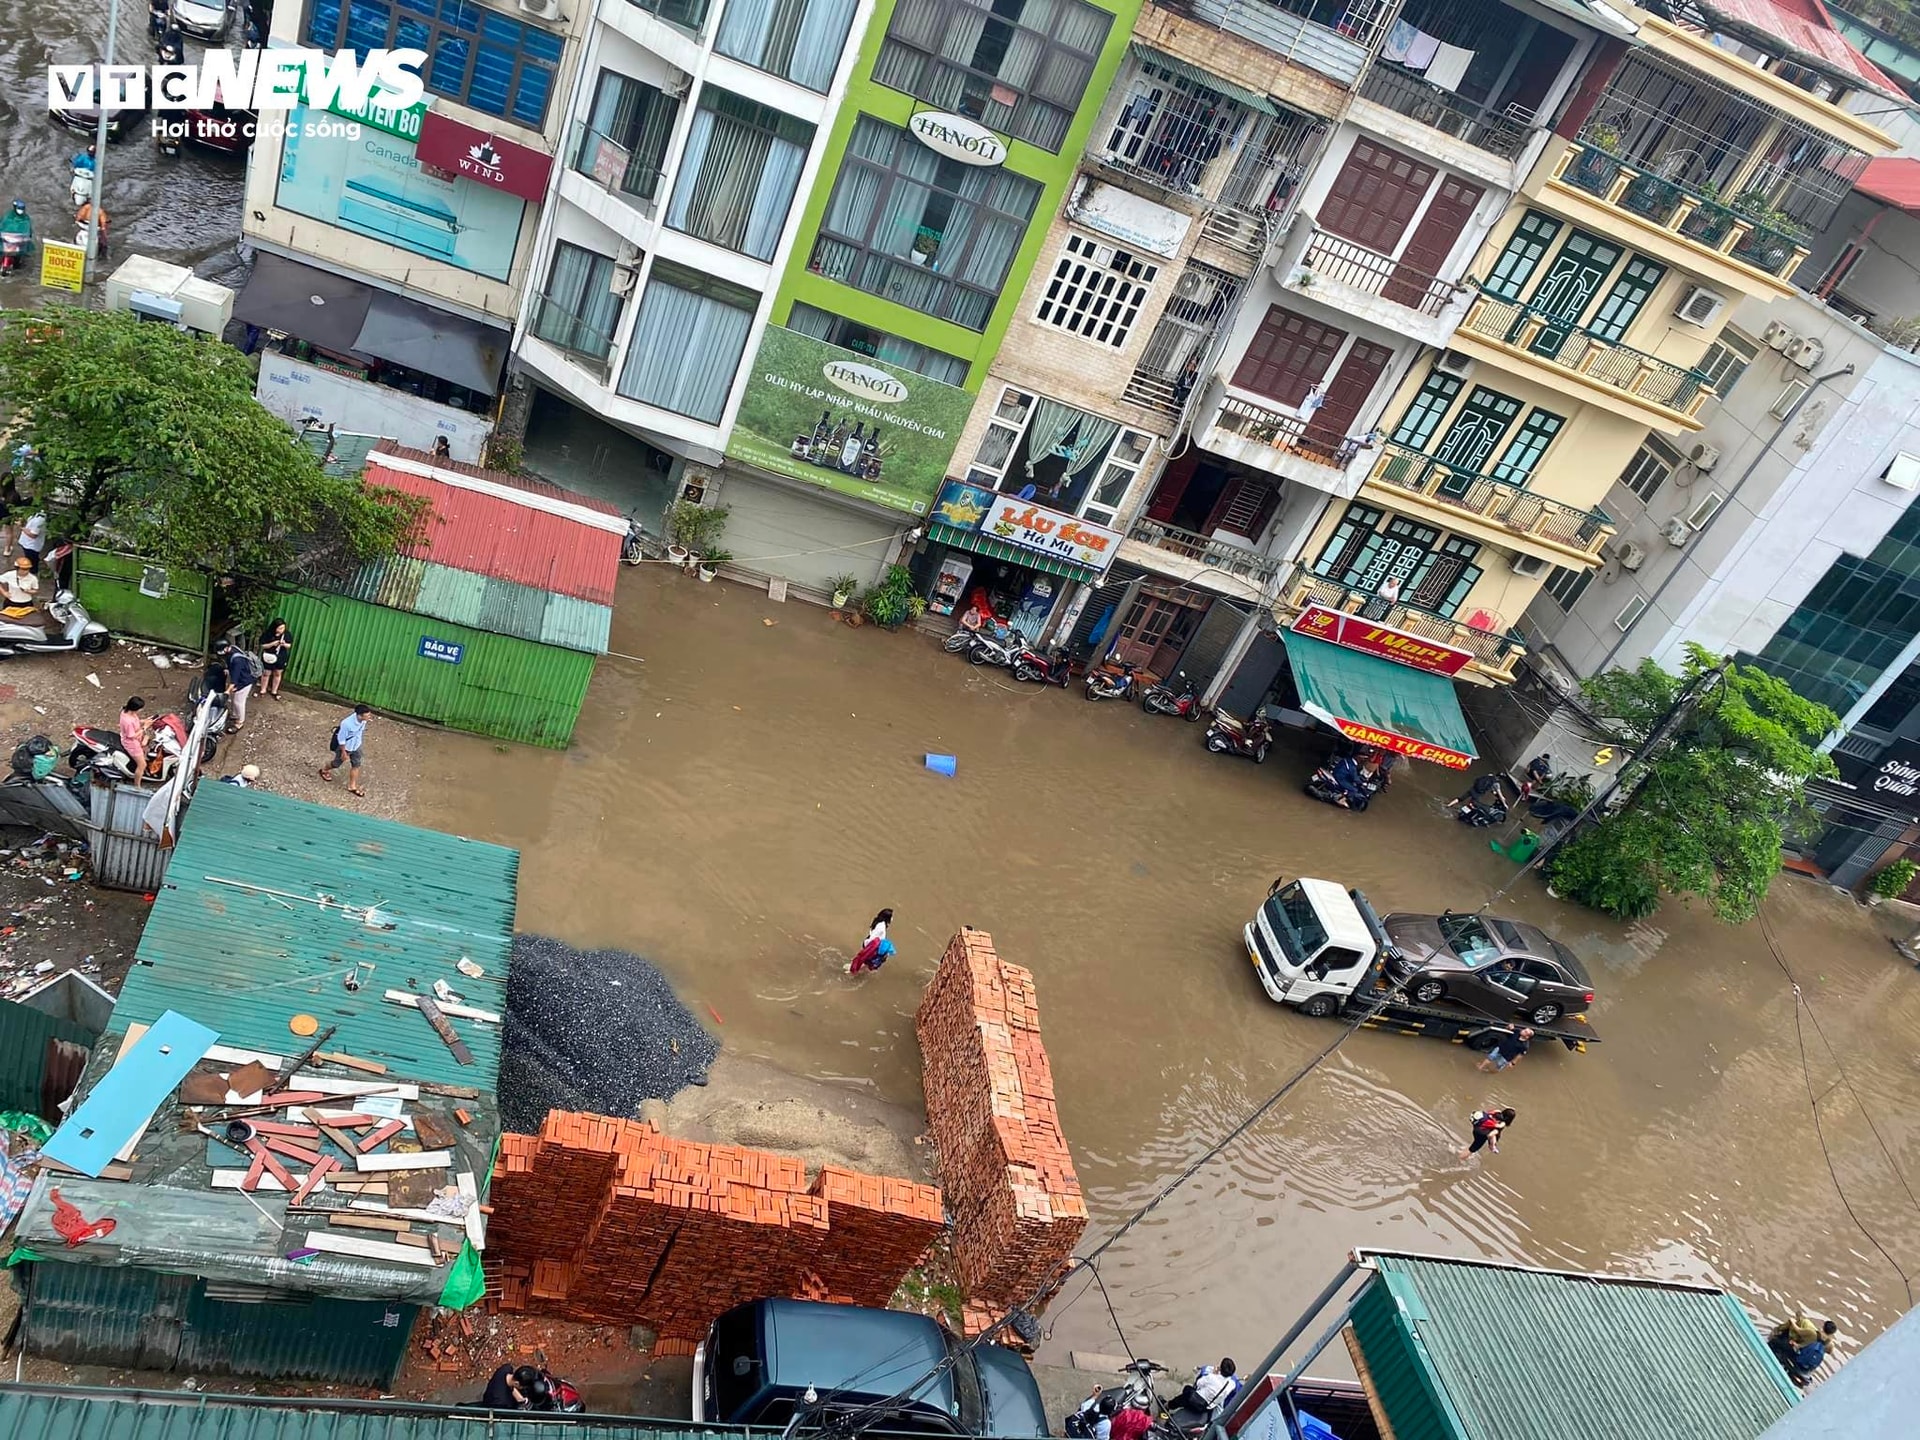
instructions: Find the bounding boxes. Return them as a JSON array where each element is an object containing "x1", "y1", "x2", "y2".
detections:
[
  {"x1": 668, "y1": 499, "x2": 730, "y2": 573},
  {"x1": 1869, "y1": 859, "x2": 1918, "y2": 905},
  {"x1": 827, "y1": 573, "x2": 860, "y2": 611},
  {"x1": 698, "y1": 549, "x2": 731, "y2": 583},
  {"x1": 1571, "y1": 124, "x2": 1622, "y2": 193},
  {"x1": 910, "y1": 231, "x2": 940, "y2": 267},
  {"x1": 860, "y1": 563, "x2": 920, "y2": 629}
]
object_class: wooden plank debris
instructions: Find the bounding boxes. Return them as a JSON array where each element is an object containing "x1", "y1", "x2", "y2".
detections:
[
  {"x1": 302, "y1": 1230, "x2": 436, "y2": 1267},
  {"x1": 360, "y1": 1120, "x2": 406, "y2": 1152},
  {"x1": 412, "y1": 1110, "x2": 457, "y2": 1151},
  {"x1": 328, "y1": 1213, "x2": 412, "y2": 1233},
  {"x1": 291, "y1": 1157, "x2": 341, "y2": 1207},
  {"x1": 411, "y1": 995, "x2": 474, "y2": 1066},
  {"x1": 315, "y1": 1051, "x2": 389, "y2": 1075},
  {"x1": 383, "y1": 990, "x2": 500, "y2": 1024},
  {"x1": 356, "y1": 1151, "x2": 452, "y2": 1173}
]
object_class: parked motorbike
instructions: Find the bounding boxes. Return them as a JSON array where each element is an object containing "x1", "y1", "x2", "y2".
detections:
[
  {"x1": 0, "y1": 202, "x2": 33, "y2": 277},
  {"x1": 1141, "y1": 670, "x2": 1202, "y2": 721},
  {"x1": 1450, "y1": 772, "x2": 1511, "y2": 827},
  {"x1": 0, "y1": 592, "x2": 110, "y2": 659},
  {"x1": 967, "y1": 625, "x2": 1026, "y2": 669},
  {"x1": 69, "y1": 161, "x2": 95, "y2": 209},
  {"x1": 69, "y1": 709, "x2": 214, "y2": 783},
  {"x1": 1204, "y1": 709, "x2": 1274, "y2": 763},
  {"x1": 1084, "y1": 660, "x2": 1136, "y2": 703},
  {"x1": 621, "y1": 513, "x2": 650, "y2": 566},
  {"x1": 1012, "y1": 643, "x2": 1072, "y2": 686},
  {"x1": 1065, "y1": 1359, "x2": 1216, "y2": 1440}
]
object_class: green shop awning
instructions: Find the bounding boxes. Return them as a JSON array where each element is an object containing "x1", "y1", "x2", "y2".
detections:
[
  {"x1": 1131, "y1": 45, "x2": 1279, "y2": 116},
  {"x1": 1281, "y1": 631, "x2": 1478, "y2": 769},
  {"x1": 927, "y1": 522, "x2": 1102, "y2": 585}
]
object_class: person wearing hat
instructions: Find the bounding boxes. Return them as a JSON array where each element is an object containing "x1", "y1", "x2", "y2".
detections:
[
  {"x1": 2, "y1": 553, "x2": 39, "y2": 613},
  {"x1": 220, "y1": 765, "x2": 262, "y2": 788}
]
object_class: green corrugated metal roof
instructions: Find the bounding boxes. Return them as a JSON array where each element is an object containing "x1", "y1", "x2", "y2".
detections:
[
  {"x1": 0, "y1": 1388, "x2": 756, "y2": 1438},
  {"x1": 1367, "y1": 1255, "x2": 1799, "y2": 1440},
  {"x1": 299, "y1": 430, "x2": 384, "y2": 479},
  {"x1": 115, "y1": 783, "x2": 519, "y2": 1088},
  {"x1": 927, "y1": 523, "x2": 1101, "y2": 585},
  {"x1": 333, "y1": 558, "x2": 610, "y2": 655}
]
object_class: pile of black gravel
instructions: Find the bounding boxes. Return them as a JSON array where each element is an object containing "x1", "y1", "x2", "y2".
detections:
[{"x1": 499, "y1": 933, "x2": 720, "y2": 1135}]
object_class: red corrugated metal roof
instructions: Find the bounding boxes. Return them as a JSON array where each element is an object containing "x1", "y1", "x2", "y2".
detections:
[
  {"x1": 1855, "y1": 156, "x2": 1920, "y2": 213},
  {"x1": 363, "y1": 461, "x2": 623, "y2": 606},
  {"x1": 1700, "y1": 0, "x2": 1901, "y2": 94}
]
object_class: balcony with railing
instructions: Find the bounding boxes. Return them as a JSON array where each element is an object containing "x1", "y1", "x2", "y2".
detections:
[
  {"x1": 1452, "y1": 288, "x2": 1716, "y2": 427},
  {"x1": 1365, "y1": 442, "x2": 1616, "y2": 564},
  {"x1": 1548, "y1": 141, "x2": 1812, "y2": 285},
  {"x1": 1281, "y1": 225, "x2": 1469, "y2": 346},
  {"x1": 1355, "y1": 61, "x2": 1536, "y2": 161},
  {"x1": 1282, "y1": 573, "x2": 1527, "y2": 682},
  {"x1": 1155, "y1": 0, "x2": 1387, "y2": 89},
  {"x1": 1124, "y1": 516, "x2": 1283, "y2": 587},
  {"x1": 569, "y1": 120, "x2": 667, "y2": 215},
  {"x1": 528, "y1": 295, "x2": 620, "y2": 382},
  {"x1": 1193, "y1": 390, "x2": 1372, "y2": 493}
]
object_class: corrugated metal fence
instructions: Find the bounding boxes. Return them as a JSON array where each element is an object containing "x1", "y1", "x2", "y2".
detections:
[
  {"x1": 87, "y1": 780, "x2": 173, "y2": 893},
  {"x1": 22, "y1": 1262, "x2": 420, "y2": 1387},
  {"x1": 0, "y1": 998, "x2": 94, "y2": 1118},
  {"x1": 72, "y1": 548, "x2": 212, "y2": 651}
]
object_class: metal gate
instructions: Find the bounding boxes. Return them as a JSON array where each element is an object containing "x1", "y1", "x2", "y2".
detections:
[{"x1": 73, "y1": 548, "x2": 212, "y2": 651}]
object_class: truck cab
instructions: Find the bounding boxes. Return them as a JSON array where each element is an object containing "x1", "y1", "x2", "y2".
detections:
[{"x1": 1244, "y1": 877, "x2": 1391, "y2": 1017}]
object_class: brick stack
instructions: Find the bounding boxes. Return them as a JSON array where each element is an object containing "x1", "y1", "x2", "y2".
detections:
[
  {"x1": 487, "y1": 1112, "x2": 943, "y2": 1341},
  {"x1": 916, "y1": 928, "x2": 1086, "y2": 1317}
]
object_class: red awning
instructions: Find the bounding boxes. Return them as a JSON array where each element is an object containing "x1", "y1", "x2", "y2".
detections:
[{"x1": 1855, "y1": 157, "x2": 1920, "y2": 216}]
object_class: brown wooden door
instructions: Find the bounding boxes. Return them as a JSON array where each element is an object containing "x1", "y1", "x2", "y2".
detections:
[
  {"x1": 1318, "y1": 139, "x2": 1436, "y2": 254},
  {"x1": 1383, "y1": 174, "x2": 1484, "y2": 308},
  {"x1": 1203, "y1": 475, "x2": 1280, "y2": 540},
  {"x1": 1302, "y1": 340, "x2": 1393, "y2": 457},
  {"x1": 1113, "y1": 595, "x2": 1188, "y2": 673},
  {"x1": 1231, "y1": 306, "x2": 1346, "y2": 406}
]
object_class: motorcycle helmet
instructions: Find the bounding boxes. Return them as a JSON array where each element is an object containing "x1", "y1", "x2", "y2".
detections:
[{"x1": 10, "y1": 200, "x2": 24, "y2": 215}]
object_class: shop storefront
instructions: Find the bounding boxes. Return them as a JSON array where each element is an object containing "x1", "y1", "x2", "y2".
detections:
[
  {"x1": 1786, "y1": 740, "x2": 1920, "y2": 888},
  {"x1": 916, "y1": 481, "x2": 1122, "y2": 638},
  {"x1": 1214, "y1": 603, "x2": 1478, "y2": 768}
]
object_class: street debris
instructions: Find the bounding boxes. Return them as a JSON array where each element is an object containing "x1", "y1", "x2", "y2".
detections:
[{"x1": 499, "y1": 935, "x2": 719, "y2": 1134}]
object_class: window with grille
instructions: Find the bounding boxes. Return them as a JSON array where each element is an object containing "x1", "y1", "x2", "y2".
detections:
[
  {"x1": 1543, "y1": 564, "x2": 1592, "y2": 612},
  {"x1": 1698, "y1": 328, "x2": 1758, "y2": 398},
  {"x1": 305, "y1": 0, "x2": 564, "y2": 126},
  {"x1": 1619, "y1": 436, "x2": 1679, "y2": 502},
  {"x1": 1036, "y1": 235, "x2": 1157, "y2": 347},
  {"x1": 1104, "y1": 59, "x2": 1254, "y2": 193}
]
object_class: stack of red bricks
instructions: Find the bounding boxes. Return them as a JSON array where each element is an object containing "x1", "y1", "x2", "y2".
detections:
[
  {"x1": 916, "y1": 928, "x2": 1086, "y2": 1326},
  {"x1": 487, "y1": 1112, "x2": 944, "y2": 1341}
]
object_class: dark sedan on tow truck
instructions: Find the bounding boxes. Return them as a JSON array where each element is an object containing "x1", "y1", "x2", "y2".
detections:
[{"x1": 1382, "y1": 912, "x2": 1595, "y2": 1027}]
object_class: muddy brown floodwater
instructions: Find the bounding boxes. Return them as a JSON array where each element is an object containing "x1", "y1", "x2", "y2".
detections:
[{"x1": 413, "y1": 566, "x2": 1920, "y2": 1369}]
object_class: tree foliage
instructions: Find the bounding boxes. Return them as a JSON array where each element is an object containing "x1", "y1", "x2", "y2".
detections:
[
  {"x1": 1547, "y1": 643, "x2": 1838, "y2": 924},
  {"x1": 0, "y1": 307, "x2": 423, "y2": 598}
]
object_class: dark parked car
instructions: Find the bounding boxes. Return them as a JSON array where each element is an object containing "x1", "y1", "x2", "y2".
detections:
[
  {"x1": 694, "y1": 1298, "x2": 1048, "y2": 1437},
  {"x1": 1383, "y1": 912, "x2": 1595, "y2": 1026}
]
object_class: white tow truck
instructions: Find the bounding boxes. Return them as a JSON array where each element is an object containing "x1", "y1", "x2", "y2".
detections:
[{"x1": 1244, "y1": 879, "x2": 1599, "y2": 1052}]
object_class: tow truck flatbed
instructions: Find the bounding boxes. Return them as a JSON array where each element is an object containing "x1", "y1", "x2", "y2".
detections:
[{"x1": 1244, "y1": 879, "x2": 1599, "y2": 1053}]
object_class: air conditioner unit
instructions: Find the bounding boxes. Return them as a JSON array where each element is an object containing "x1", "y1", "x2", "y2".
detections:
[
  {"x1": 1510, "y1": 552, "x2": 1549, "y2": 577},
  {"x1": 517, "y1": 0, "x2": 561, "y2": 18},
  {"x1": 1611, "y1": 539, "x2": 1647, "y2": 571},
  {"x1": 662, "y1": 68, "x2": 693, "y2": 99},
  {"x1": 1688, "y1": 442, "x2": 1720, "y2": 471},
  {"x1": 1771, "y1": 380, "x2": 1810, "y2": 419},
  {"x1": 1175, "y1": 269, "x2": 1220, "y2": 305},
  {"x1": 1764, "y1": 320, "x2": 1795, "y2": 351},
  {"x1": 1674, "y1": 285, "x2": 1726, "y2": 327},
  {"x1": 1435, "y1": 349, "x2": 1475, "y2": 378},
  {"x1": 1663, "y1": 516, "x2": 1692, "y2": 546},
  {"x1": 1787, "y1": 336, "x2": 1824, "y2": 370}
]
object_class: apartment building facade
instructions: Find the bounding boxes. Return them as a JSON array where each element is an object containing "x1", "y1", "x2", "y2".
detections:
[
  {"x1": 234, "y1": 0, "x2": 590, "y2": 461},
  {"x1": 1194, "y1": 0, "x2": 1893, "y2": 770},
  {"x1": 507, "y1": 0, "x2": 1143, "y2": 593}
]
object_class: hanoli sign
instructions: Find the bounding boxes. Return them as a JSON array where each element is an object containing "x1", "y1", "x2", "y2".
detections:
[
  {"x1": 1291, "y1": 604, "x2": 1473, "y2": 677},
  {"x1": 908, "y1": 111, "x2": 1008, "y2": 167},
  {"x1": 982, "y1": 498, "x2": 1119, "y2": 573},
  {"x1": 823, "y1": 360, "x2": 908, "y2": 404}
]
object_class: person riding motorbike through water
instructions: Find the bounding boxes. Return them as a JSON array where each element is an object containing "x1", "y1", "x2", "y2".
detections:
[
  {"x1": 1768, "y1": 1314, "x2": 1836, "y2": 1384},
  {"x1": 1326, "y1": 751, "x2": 1370, "y2": 808},
  {"x1": 148, "y1": 0, "x2": 171, "y2": 39},
  {"x1": 156, "y1": 27, "x2": 185, "y2": 64},
  {"x1": 75, "y1": 201, "x2": 109, "y2": 248},
  {"x1": 1, "y1": 200, "x2": 32, "y2": 244},
  {"x1": 71, "y1": 143, "x2": 96, "y2": 174}
]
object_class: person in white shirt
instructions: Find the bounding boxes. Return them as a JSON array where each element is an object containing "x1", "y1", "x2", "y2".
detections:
[
  {"x1": 2, "y1": 555, "x2": 39, "y2": 609},
  {"x1": 17, "y1": 512, "x2": 46, "y2": 566},
  {"x1": 1177, "y1": 1359, "x2": 1239, "y2": 1415}
]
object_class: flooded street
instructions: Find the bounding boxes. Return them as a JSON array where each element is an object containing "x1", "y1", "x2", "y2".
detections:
[
  {"x1": 411, "y1": 567, "x2": 1920, "y2": 1367},
  {"x1": 0, "y1": 0, "x2": 247, "y2": 283}
]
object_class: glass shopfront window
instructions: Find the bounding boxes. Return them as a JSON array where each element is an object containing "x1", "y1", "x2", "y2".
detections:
[
  {"x1": 962, "y1": 384, "x2": 1148, "y2": 524},
  {"x1": 306, "y1": 0, "x2": 563, "y2": 127}
]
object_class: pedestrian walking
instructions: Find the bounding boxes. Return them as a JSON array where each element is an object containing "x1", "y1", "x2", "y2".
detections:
[
  {"x1": 1460, "y1": 1107, "x2": 1515, "y2": 1159},
  {"x1": 17, "y1": 511, "x2": 46, "y2": 567},
  {"x1": 259, "y1": 619, "x2": 292, "y2": 699},
  {"x1": 319, "y1": 704, "x2": 372, "y2": 796},
  {"x1": 849, "y1": 908, "x2": 894, "y2": 974},
  {"x1": 217, "y1": 641, "x2": 258, "y2": 731},
  {"x1": 1477, "y1": 1027, "x2": 1534, "y2": 1073}
]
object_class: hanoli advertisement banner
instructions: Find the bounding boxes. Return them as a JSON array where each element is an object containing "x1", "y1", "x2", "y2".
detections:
[
  {"x1": 1291, "y1": 603, "x2": 1474, "y2": 677},
  {"x1": 975, "y1": 490, "x2": 1119, "y2": 573},
  {"x1": 727, "y1": 325, "x2": 975, "y2": 516}
]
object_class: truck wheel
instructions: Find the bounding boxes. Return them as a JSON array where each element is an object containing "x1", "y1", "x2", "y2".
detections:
[
  {"x1": 1299, "y1": 994, "x2": 1339, "y2": 1018},
  {"x1": 1529, "y1": 1001, "x2": 1564, "y2": 1026},
  {"x1": 1412, "y1": 978, "x2": 1446, "y2": 1006}
]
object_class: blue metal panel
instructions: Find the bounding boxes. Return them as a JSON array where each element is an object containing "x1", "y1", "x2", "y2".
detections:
[
  {"x1": 540, "y1": 594, "x2": 613, "y2": 654},
  {"x1": 43, "y1": 1011, "x2": 219, "y2": 1176}
]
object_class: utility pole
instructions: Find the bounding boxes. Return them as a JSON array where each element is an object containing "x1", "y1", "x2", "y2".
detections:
[{"x1": 84, "y1": 0, "x2": 123, "y2": 277}]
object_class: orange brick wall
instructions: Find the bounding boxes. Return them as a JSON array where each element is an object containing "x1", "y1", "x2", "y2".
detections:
[
  {"x1": 916, "y1": 928, "x2": 1087, "y2": 1321},
  {"x1": 487, "y1": 1114, "x2": 945, "y2": 1340}
]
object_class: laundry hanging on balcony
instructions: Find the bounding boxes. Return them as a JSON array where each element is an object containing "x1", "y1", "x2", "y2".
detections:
[{"x1": 1425, "y1": 44, "x2": 1476, "y2": 93}]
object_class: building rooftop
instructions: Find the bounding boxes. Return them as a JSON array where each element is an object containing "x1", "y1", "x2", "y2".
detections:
[
  {"x1": 1853, "y1": 155, "x2": 1920, "y2": 212},
  {"x1": 10, "y1": 785, "x2": 519, "y2": 1304},
  {"x1": 1362, "y1": 1251, "x2": 1799, "y2": 1440}
]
